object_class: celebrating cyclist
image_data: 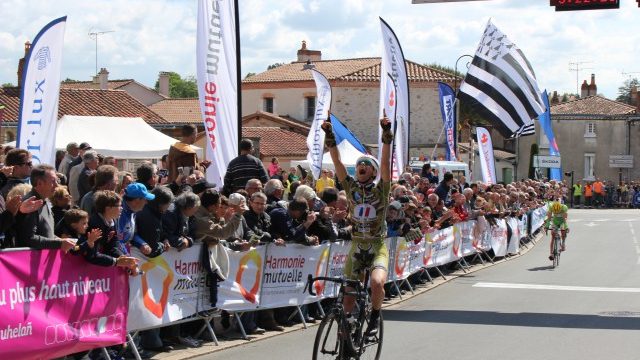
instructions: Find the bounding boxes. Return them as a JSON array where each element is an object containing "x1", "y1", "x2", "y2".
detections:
[
  {"x1": 321, "y1": 113, "x2": 392, "y2": 337},
  {"x1": 544, "y1": 199, "x2": 568, "y2": 261}
]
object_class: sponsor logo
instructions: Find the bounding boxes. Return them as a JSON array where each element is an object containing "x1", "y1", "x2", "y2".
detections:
[
  {"x1": 452, "y1": 226, "x2": 462, "y2": 257},
  {"x1": 141, "y1": 256, "x2": 174, "y2": 318},
  {"x1": 34, "y1": 46, "x2": 51, "y2": 70},
  {"x1": 314, "y1": 247, "x2": 330, "y2": 296},
  {"x1": 236, "y1": 250, "x2": 262, "y2": 303},
  {"x1": 394, "y1": 240, "x2": 409, "y2": 276}
]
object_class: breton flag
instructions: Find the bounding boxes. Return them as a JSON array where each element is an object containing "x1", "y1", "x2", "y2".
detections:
[
  {"x1": 197, "y1": 0, "x2": 239, "y2": 186},
  {"x1": 307, "y1": 69, "x2": 331, "y2": 180},
  {"x1": 459, "y1": 20, "x2": 546, "y2": 138},
  {"x1": 379, "y1": 18, "x2": 409, "y2": 176},
  {"x1": 17, "y1": 16, "x2": 66, "y2": 166}
]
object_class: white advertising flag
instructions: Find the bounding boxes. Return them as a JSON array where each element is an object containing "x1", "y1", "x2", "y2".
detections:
[
  {"x1": 307, "y1": 69, "x2": 331, "y2": 180},
  {"x1": 17, "y1": 16, "x2": 66, "y2": 166},
  {"x1": 197, "y1": 0, "x2": 239, "y2": 186},
  {"x1": 476, "y1": 127, "x2": 497, "y2": 185},
  {"x1": 379, "y1": 18, "x2": 409, "y2": 176}
]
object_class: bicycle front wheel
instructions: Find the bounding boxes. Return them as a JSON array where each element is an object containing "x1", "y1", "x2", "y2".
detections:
[
  {"x1": 553, "y1": 235, "x2": 560, "y2": 268},
  {"x1": 313, "y1": 312, "x2": 345, "y2": 360}
]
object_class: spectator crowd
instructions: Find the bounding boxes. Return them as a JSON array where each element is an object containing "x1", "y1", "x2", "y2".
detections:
[{"x1": 0, "y1": 124, "x2": 565, "y2": 359}]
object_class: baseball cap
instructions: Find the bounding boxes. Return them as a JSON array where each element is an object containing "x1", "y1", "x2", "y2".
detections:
[
  {"x1": 229, "y1": 193, "x2": 249, "y2": 211},
  {"x1": 124, "y1": 183, "x2": 155, "y2": 200},
  {"x1": 79, "y1": 142, "x2": 92, "y2": 150}
]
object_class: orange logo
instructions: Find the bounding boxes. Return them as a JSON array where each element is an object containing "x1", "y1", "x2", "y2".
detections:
[
  {"x1": 141, "y1": 256, "x2": 174, "y2": 318},
  {"x1": 481, "y1": 133, "x2": 489, "y2": 144},
  {"x1": 452, "y1": 226, "x2": 462, "y2": 257},
  {"x1": 388, "y1": 90, "x2": 395, "y2": 107},
  {"x1": 314, "y1": 248, "x2": 330, "y2": 296},
  {"x1": 394, "y1": 240, "x2": 409, "y2": 276},
  {"x1": 423, "y1": 233, "x2": 433, "y2": 266},
  {"x1": 236, "y1": 250, "x2": 262, "y2": 303}
]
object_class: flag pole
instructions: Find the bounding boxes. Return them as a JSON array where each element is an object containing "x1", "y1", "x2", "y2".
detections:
[{"x1": 234, "y1": 0, "x2": 242, "y2": 155}]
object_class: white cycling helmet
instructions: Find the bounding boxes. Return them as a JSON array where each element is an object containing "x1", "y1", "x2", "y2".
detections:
[{"x1": 355, "y1": 154, "x2": 379, "y2": 175}]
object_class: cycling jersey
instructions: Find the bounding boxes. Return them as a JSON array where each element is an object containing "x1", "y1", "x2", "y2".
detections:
[
  {"x1": 341, "y1": 176, "x2": 391, "y2": 279},
  {"x1": 546, "y1": 202, "x2": 568, "y2": 230}
]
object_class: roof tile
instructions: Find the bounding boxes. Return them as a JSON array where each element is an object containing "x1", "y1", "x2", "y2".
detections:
[
  {"x1": 149, "y1": 98, "x2": 201, "y2": 124},
  {"x1": 0, "y1": 87, "x2": 167, "y2": 124},
  {"x1": 551, "y1": 95, "x2": 637, "y2": 116},
  {"x1": 242, "y1": 127, "x2": 308, "y2": 158}
]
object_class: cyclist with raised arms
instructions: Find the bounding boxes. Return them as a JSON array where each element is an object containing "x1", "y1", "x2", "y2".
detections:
[
  {"x1": 544, "y1": 198, "x2": 568, "y2": 261},
  {"x1": 321, "y1": 114, "x2": 392, "y2": 338}
]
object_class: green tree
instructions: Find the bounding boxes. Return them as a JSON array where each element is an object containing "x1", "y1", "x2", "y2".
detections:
[
  {"x1": 528, "y1": 143, "x2": 539, "y2": 179},
  {"x1": 1, "y1": 82, "x2": 14, "y2": 88},
  {"x1": 267, "y1": 62, "x2": 285, "y2": 70},
  {"x1": 244, "y1": 72, "x2": 256, "y2": 79},
  {"x1": 154, "y1": 72, "x2": 198, "y2": 98},
  {"x1": 616, "y1": 78, "x2": 639, "y2": 104}
]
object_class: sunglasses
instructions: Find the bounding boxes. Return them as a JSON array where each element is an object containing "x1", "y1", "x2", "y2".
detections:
[{"x1": 357, "y1": 159, "x2": 374, "y2": 167}]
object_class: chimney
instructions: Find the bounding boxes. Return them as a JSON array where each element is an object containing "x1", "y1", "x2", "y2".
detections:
[
  {"x1": 98, "y1": 68, "x2": 109, "y2": 90},
  {"x1": 17, "y1": 41, "x2": 31, "y2": 89},
  {"x1": 158, "y1": 72, "x2": 170, "y2": 97},
  {"x1": 580, "y1": 80, "x2": 589, "y2": 98},
  {"x1": 588, "y1": 73, "x2": 597, "y2": 96},
  {"x1": 296, "y1": 40, "x2": 321, "y2": 62}
]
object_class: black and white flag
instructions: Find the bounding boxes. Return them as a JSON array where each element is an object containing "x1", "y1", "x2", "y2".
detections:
[{"x1": 459, "y1": 20, "x2": 545, "y2": 138}]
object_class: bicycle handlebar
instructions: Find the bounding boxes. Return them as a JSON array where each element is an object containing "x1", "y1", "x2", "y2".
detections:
[{"x1": 304, "y1": 274, "x2": 363, "y2": 296}]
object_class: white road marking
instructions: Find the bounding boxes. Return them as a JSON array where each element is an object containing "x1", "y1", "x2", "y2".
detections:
[
  {"x1": 594, "y1": 219, "x2": 609, "y2": 222},
  {"x1": 584, "y1": 222, "x2": 598, "y2": 227},
  {"x1": 473, "y1": 282, "x2": 640, "y2": 293}
]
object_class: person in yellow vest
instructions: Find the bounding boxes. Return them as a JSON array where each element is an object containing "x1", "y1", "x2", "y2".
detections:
[
  {"x1": 572, "y1": 181, "x2": 582, "y2": 208},
  {"x1": 315, "y1": 169, "x2": 335, "y2": 194}
]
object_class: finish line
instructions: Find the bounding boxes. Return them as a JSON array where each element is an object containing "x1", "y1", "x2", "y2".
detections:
[{"x1": 473, "y1": 282, "x2": 640, "y2": 293}]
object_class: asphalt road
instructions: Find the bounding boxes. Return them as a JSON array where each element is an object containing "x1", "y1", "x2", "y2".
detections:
[{"x1": 197, "y1": 209, "x2": 640, "y2": 360}]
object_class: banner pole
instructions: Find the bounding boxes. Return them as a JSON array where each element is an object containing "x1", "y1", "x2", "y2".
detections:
[{"x1": 234, "y1": 0, "x2": 242, "y2": 155}]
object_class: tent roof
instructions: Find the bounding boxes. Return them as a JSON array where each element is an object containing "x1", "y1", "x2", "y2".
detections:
[{"x1": 55, "y1": 115, "x2": 201, "y2": 159}]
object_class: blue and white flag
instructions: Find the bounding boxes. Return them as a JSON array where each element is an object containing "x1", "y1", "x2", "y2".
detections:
[
  {"x1": 438, "y1": 82, "x2": 457, "y2": 161},
  {"x1": 17, "y1": 16, "x2": 66, "y2": 166},
  {"x1": 538, "y1": 90, "x2": 562, "y2": 180},
  {"x1": 379, "y1": 18, "x2": 409, "y2": 178},
  {"x1": 307, "y1": 69, "x2": 331, "y2": 180},
  {"x1": 330, "y1": 114, "x2": 367, "y2": 154}
]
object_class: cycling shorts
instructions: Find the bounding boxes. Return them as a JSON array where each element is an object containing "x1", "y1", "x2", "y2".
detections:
[
  {"x1": 343, "y1": 240, "x2": 389, "y2": 280},
  {"x1": 548, "y1": 218, "x2": 568, "y2": 231}
]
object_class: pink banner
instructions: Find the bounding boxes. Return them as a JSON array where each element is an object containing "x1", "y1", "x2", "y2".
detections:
[{"x1": 0, "y1": 249, "x2": 128, "y2": 359}]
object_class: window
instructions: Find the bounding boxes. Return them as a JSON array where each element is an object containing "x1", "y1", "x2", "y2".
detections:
[
  {"x1": 584, "y1": 153, "x2": 595, "y2": 180},
  {"x1": 263, "y1": 97, "x2": 274, "y2": 113},
  {"x1": 585, "y1": 122, "x2": 596, "y2": 137},
  {"x1": 305, "y1": 96, "x2": 316, "y2": 121}
]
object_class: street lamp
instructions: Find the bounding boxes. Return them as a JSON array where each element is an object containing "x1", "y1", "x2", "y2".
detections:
[{"x1": 454, "y1": 54, "x2": 473, "y2": 173}]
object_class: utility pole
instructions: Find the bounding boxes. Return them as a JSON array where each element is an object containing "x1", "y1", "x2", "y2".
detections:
[
  {"x1": 88, "y1": 30, "x2": 115, "y2": 75},
  {"x1": 568, "y1": 61, "x2": 592, "y2": 97}
]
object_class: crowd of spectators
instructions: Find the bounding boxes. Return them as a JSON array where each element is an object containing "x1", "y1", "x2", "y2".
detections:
[
  {"x1": 571, "y1": 178, "x2": 640, "y2": 208},
  {"x1": 0, "y1": 125, "x2": 564, "y2": 359}
]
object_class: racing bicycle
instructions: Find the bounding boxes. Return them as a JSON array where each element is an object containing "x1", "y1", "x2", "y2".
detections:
[
  {"x1": 547, "y1": 225, "x2": 562, "y2": 268},
  {"x1": 304, "y1": 269, "x2": 383, "y2": 360}
]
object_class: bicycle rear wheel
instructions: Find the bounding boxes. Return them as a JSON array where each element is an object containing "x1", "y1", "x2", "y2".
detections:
[
  {"x1": 553, "y1": 234, "x2": 560, "y2": 268},
  {"x1": 358, "y1": 313, "x2": 383, "y2": 360},
  {"x1": 313, "y1": 312, "x2": 345, "y2": 360}
]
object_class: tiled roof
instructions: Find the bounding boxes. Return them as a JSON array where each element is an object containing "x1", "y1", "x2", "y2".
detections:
[
  {"x1": 551, "y1": 95, "x2": 637, "y2": 116},
  {"x1": 242, "y1": 111, "x2": 311, "y2": 133},
  {"x1": 149, "y1": 98, "x2": 201, "y2": 124},
  {"x1": 0, "y1": 87, "x2": 167, "y2": 124},
  {"x1": 60, "y1": 79, "x2": 134, "y2": 90},
  {"x1": 242, "y1": 127, "x2": 308, "y2": 158},
  {"x1": 243, "y1": 58, "x2": 459, "y2": 84}
]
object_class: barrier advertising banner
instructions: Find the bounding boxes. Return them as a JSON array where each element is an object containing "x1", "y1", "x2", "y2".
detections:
[
  {"x1": 217, "y1": 246, "x2": 267, "y2": 311},
  {"x1": 128, "y1": 246, "x2": 212, "y2": 331},
  {"x1": 390, "y1": 238, "x2": 424, "y2": 281},
  {"x1": 507, "y1": 217, "x2": 521, "y2": 255},
  {"x1": 260, "y1": 243, "x2": 329, "y2": 308},
  {"x1": 457, "y1": 221, "x2": 477, "y2": 256},
  {"x1": 324, "y1": 241, "x2": 350, "y2": 298},
  {"x1": 531, "y1": 207, "x2": 547, "y2": 232},
  {"x1": 0, "y1": 249, "x2": 128, "y2": 359},
  {"x1": 490, "y1": 219, "x2": 509, "y2": 257},
  {"x1": 424, "y1": 227, "x2": 458, "y2": 268},
  {"x1": 519, "y1": 215, "x2": 528, "y2": 239}
]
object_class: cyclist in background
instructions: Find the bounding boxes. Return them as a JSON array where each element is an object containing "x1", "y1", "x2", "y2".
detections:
[
  {"x1": 321, "y1": 114, "x2": 393, "y2": 337},
  {"x1": 544, "y1": 199, "x2": 568, "y2": 261}
]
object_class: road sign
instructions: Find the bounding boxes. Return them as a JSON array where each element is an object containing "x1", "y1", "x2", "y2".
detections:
[
  {"x1": 609, "y1": 155, "x2": 633, "y2": 168},
  {"x1": 534, "y1": 155, "x2": 562, "y2": 169}
]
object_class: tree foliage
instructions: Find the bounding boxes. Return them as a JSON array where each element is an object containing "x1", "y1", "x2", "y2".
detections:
[
  {"x1": 267, "y1": 62, "x2": 285, "y2": 70},
  {"x1": 244, "y1": 72, "x2": 256, "y2": 79},
  {"x1": 616, "y1": 78, "x2": 639, "y2": 104},
  {"x1": 154, "y1": 72, "x2": 198, "y2": 98}
]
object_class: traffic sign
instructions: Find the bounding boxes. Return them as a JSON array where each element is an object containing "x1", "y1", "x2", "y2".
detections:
[
  {"x1": 534, "y1": 155, "x2": 562, "y2": 169},
  {"x1": 609, "y1": 155, "x2": 633, "y2": 168}
]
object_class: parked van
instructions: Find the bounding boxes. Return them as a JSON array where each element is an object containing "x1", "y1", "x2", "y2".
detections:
[{"x1": 408, "y1": 159, "x2": 470, "y2": 182}]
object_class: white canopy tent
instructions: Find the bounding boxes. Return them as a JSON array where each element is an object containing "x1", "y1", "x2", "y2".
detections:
[
  {"x1": 290, "y1": 141, "x2": 365, "y2": 174},
  {"x1": 7, "y1": 115, "x2": 201, "y2": 159}
]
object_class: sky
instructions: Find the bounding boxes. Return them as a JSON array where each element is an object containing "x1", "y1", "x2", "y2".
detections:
[{"x1": 1, "y1": 0, "x2": 639, "y2": 99}]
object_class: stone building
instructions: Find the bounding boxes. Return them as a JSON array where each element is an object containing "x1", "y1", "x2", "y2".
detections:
[
  {"x1": 517, "y1": 95, "x2": 640, "y2": 182},
  {"x1": 241, "y1": 41, "x2": 459, "y2": 158}
]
